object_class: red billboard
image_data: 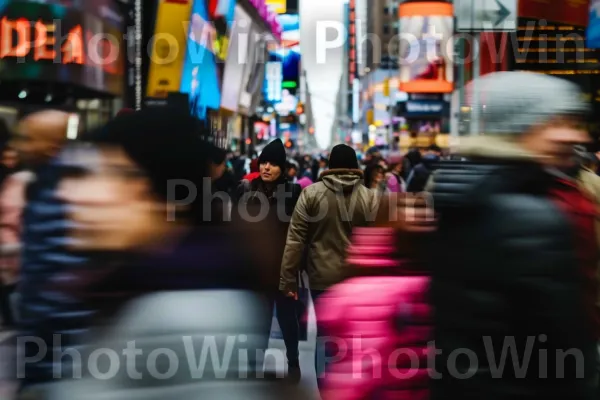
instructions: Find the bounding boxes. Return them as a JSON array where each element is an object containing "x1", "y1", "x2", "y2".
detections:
[{"x1": 519, "y1": 0, "x2": 590, "y2": 27}]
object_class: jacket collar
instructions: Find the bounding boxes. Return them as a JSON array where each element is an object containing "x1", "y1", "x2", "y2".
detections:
[{"x1": 319, "y1": 168, "x2": 363, "y2": 180}]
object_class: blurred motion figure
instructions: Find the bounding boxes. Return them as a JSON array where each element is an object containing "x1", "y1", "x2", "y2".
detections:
[{"x1": 430, "y1": 72, "x2": 598, "y2": 400}]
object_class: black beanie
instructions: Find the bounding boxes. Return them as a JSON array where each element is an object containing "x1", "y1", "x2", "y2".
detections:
[
  {"x1": 329, "y1": 144, "x2": 359, "y2": 169},
  {"x1": 258, "y1": 139, "x2": 286, "y2": 168}
]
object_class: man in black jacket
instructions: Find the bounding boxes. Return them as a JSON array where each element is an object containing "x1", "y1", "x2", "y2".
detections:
[{"x1": 429, "y1": 72, "x2": 597, "y2": 400}]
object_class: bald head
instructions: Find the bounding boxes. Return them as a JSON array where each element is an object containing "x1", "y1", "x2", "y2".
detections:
[{"x1": 13, "y1": 110, "x2": 70, "y2": 166}]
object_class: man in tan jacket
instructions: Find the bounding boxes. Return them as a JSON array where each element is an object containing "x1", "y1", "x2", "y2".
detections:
[{"x1": 279, "y1": 144, "x2": 378, "y2": 388}]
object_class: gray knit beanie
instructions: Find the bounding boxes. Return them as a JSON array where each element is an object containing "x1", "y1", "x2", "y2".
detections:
[{"x1": 464, "y1": 72, "x2": 589, "y2": 135}]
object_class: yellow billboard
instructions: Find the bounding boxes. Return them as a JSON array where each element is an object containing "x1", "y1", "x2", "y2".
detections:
[
  {"x1": 266, "y1": 0, "x2": 286, "y2": 14},
  {"x1": 146, "y1": 0, "x2": 194, "y2": 98}
]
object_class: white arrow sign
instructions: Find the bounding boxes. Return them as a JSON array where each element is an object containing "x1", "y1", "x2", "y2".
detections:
[{"x1": 456, "y1": 0, "x2": 517, "y2": 32}]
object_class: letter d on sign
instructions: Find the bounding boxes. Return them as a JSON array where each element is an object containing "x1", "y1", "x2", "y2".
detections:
[{"x1": 316, "y1": 21, "x2": 346, "y2": 64}]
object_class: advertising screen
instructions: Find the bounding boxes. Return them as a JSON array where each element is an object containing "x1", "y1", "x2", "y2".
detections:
[
  {"x1": 588, "y1": 0, "x2": 600, "y2": 48},
  {"x1": 180, "y1": 0, "x2": 235, "y2": 119},
  {"x1": 146, "y1": 0, "x2": 193, "y2": 98},
  {"x1": 264, "y1": 13, "x2": 300, "y2": 107},
  {"x1": 221, "y1": 5, "x2": 252, "y2": 112},
  {"x1": 398, "y1": 2, "x2": 453, "y2": 93},
  {"x1": 266, "y1": 0, "x2": 286, "y2": 14},
  {"x1": 0, "y1": 0, "x2": 124, "y2": 95},
  {"x1": 272, "y1": 14, "x2": 300, "y2": 89}
]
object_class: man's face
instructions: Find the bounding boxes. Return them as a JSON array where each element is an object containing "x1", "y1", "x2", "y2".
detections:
[
  {"x1": 520, "y1": 117, "x2": 590, "y2": 169},
  {"x1": 260, "y1": 161, "x2": 282, "y2": 183}
]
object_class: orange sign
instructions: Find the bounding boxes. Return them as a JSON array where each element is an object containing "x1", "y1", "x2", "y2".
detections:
[
  {"x1": 398, "y1": 2, "x2": 454, "y2": 94},
  {"x1": 0, "y1": 17, "x2": 121, "y2": 74}
]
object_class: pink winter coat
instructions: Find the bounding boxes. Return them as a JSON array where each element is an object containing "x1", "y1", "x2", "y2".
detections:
[
  {"x1": 297, "y1": 176, "x2": 313, "y2": 189},
  {"x1": 0, "y1": 171, "x2": 32, "y2": 285},
  {"x1": 315, "y1": 227, "x2": 432, "y2": 400}
]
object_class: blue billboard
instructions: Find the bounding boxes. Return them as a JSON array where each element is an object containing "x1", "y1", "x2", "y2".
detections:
[
  {"x1": 180, "y1": 0, "x2": 237, "y2": 119},
  {"x1": 264, "y1": 13, "x2": 300, "y2": 105},
  {"x1": 588, "y1": 0, "x2": 600, "y2": 48}
]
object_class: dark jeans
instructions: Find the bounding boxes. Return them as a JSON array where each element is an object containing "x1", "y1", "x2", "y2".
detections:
[
  {"x1": 0, "y1": 282, "x2": 15, "y2": 327},
  {"x1": 267, "y1": 293, "x2": 300, "y2": 365}
]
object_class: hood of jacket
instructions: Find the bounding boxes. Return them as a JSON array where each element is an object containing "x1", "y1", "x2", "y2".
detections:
[
  {"x1": 457, "y1": 135, "x2": 538, "y2": 162},
  {"x1": 320, "y1": 169, "x2": 363, "y2": 193},
  {"x1": 432, "y1": 136, "x2": 552, "y2": 210}
]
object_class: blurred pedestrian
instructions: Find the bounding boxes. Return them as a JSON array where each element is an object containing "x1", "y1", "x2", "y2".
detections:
[
  {"x1": 385, "y1": 152, "x2": 406, "y2": 193},
  {"x1": 314, "y1": 193, "x2": 433, "y2": 400},
  {"x1": 406, "y1": 144, "x2": 441, "y2": 193},
  {"x1": 39, "y1": 108, "x2": 312, "y2": 400},
  {"x1": 430, "y1": 72, "x2": 598, "y2": 400},
  {"x1": 10, "y1": 110, "x2": 81, "y2": 389},
  {"x1": 364, "y1": 163, "x2": 386, "y2": 193}
]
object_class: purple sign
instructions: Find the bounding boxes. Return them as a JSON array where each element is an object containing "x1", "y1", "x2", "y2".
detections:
[{"x1": 247, "y1": 0, "x2": 281, "y2": 40}]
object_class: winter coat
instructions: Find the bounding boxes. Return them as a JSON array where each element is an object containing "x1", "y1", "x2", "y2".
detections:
[
  {"x1": 577, "y1": 167, "x2": 600, "y2": 310},
  {"x1": 406, "y1": 154, "x2": 439, "y2": 193},
  {"x1": 18, "y1": 148, "x2": 89, "y2": 386},
  {"x1": 429, "y1": 135, "x2": 597, "y2": 400},
  {"x1": 279, "y1": 169, "x2": 379, "y2": 292},
  {"x1": 315, "y1": 227, "x2": 431, "y2": 400},
  {"x1": 297, "y1": 176, "x2": 313, "y2": 189},
  {"x1": 0, "y1": 171, "x2": 33, "y2": 285},
  {"x1": 385, "y1": 172, "x2": 405, "y2": 193},
  {"x1": 236, "y1": 177, "x2": 301, "y2": 292}
]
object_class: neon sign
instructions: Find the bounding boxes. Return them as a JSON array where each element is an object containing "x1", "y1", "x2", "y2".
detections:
[{"x1": 0, "y1": 16, "x2": 122, "y2": 75}]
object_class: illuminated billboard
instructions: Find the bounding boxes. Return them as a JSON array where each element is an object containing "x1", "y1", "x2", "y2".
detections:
[
  {"x1": 179, "y1": 0, "x2": 236, "y2": 119},
  {"x1": 0, "y1": 0, "x2": 124, "y2": 95},
  {"x1": 398, "y1": 2, "x2": 453, "y2": 93}
]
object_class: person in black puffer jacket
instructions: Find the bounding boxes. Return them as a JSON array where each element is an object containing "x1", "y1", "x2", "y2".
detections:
[{"x1": 428, "y1": 72, "x2": 598, "y2": 400}]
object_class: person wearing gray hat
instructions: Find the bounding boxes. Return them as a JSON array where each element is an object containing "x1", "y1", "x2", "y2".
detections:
[{"x1": 428, "y1": 72, "x2": 598, "y2": 400}]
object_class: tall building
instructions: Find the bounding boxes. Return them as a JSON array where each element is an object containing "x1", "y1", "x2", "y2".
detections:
[{"x1": 366, "y1": 0, "x2": 400, "y2": 70}]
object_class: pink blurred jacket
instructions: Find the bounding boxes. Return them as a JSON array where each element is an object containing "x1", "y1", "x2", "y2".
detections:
[
  {"x1": 315, "y1": 227, "x2": 432, "y2": 400},
  {"x1": 0, "y1": 171, "x2": 33, "y2": 285},
  {"x1": 297, "y1": 176, "x2": 313, "y2": 189}
]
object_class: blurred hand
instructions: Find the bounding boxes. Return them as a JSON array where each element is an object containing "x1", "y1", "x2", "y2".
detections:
[{"x1": 285, "y1": 291, "x2": 298, "y2": 300}]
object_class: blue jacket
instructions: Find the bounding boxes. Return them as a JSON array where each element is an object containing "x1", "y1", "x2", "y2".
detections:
[{"x1": 18, "y1": 150, "x2": 89, "y2": 385}]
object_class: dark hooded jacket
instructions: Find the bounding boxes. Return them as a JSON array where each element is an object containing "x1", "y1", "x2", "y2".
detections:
[{"x1": 428, "y1": 136, "x2": 597, "y2": 400}]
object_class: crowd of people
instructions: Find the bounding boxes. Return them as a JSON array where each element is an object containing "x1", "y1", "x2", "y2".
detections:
[{"x1": 0, "y1": 71, "x2": 599, "y2": 400}]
